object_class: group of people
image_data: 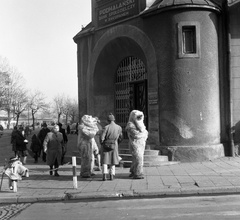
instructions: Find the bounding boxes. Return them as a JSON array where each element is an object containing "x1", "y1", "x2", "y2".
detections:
[
  {"x1": 10, "y1": 109, "x2": 148, "y2": 181},
  {"x1": 11, "y1": 122, "x2": 68, "y2": 177},
  {"x1": 77, "y1": 110, "x2": 148, "y2": 181}
]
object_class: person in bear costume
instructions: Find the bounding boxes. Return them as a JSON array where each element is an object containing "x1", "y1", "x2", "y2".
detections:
[
  {"x1": 77, "y1": 115, "x2": 99, "y2": 178},
  {"x1": 126, "y1": 110, "x2": 148, "y2": 179}
]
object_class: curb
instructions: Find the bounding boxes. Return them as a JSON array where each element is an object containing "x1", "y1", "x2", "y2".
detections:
[{"x1": 2, "y1": 186, "x2": 240, "y2": 204}]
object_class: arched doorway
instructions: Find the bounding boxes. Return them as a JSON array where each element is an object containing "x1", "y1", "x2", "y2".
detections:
[{"x1": 115, "y1": 56, "x2": 148, "y2": 138}]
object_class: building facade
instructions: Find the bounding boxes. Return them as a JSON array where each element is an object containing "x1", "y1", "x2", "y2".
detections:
[{"x1": 74, "y1": 0, "x2": 240, "y2": 162}]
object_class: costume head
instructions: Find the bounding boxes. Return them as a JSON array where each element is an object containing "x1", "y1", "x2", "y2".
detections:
[
  {"x1": 80, "y1": 115, "x2": 98, "y2": 130},
  {"x1": 128, "y1": 110, "x2": 146, "y2": 132}
]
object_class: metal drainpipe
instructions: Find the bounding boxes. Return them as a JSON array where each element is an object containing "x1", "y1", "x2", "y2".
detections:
[{"x1": 225, "y1": 0, "x2": 234, "y2": 157}]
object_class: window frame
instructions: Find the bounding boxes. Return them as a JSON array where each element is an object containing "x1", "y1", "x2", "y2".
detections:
[{"x1": 178, "y1": 21, "x2": 200, "y2": 58}]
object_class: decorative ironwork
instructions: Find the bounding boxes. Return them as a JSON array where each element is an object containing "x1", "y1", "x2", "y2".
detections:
[{"x1": 115, "y1": 56, "x2": 147, "y2": 138}]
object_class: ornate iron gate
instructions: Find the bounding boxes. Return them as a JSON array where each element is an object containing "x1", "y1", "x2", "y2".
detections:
[{"x1": 115, "y1": 56, "x2": 147, "y2": 138}]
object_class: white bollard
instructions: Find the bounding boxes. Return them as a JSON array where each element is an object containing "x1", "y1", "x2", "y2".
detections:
[{"x1": 72, "y1": 157, "x2": 78, "y2": 189}]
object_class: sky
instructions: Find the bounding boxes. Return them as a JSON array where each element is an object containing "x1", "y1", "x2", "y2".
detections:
[{"x1": 0, "y1": 0, "x2": 91, "y2": 102}]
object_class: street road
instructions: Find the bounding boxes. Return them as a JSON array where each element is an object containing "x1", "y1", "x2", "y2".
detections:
[{"x1": 7, "y1": 195, "x2": 240, "y2": 220}]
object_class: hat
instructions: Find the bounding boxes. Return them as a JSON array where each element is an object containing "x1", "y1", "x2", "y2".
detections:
[
  {"x1": 107, "y1": 113, "x2": 115, "y2": 121},
  {"x1": 19, "y1": 125, "x2": 24, "y2": 130},
  {"x1": 42, "y1": 122, "x2": 47, "y2": 127}
]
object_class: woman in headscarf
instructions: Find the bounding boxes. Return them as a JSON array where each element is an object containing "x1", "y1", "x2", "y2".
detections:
[
  {"x1": 77, "y1": 115, "x2": 99, "y2": 178},
  {"x1": 43, "y1": 125, "x2": 63, "y2": 176},
  {"x1": 126, "y1": 110, "x2": 148, "y2": 179}
]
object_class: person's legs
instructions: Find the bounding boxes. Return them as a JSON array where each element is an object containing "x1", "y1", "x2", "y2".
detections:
[
  {"x1": 34, "y1": 153, "x2": 38, "y2": 163},
  {"x1": 42, "y1": 151, "x2": 46, "y2": 162},
  {"x1": 102, "y1": 164, "x2": 108, "y2": 181},
  {"x1": 49, "y1": 166, "x2": 53, "y2": 175},
  {"x1": 22, "y1": 151, "x2": 27, "y2": 165},
  {"x1": 97, "y1": 154, "x2": 101, "y2": 171},
  {"x1": 54, "y1": 159, "x2": 59, "y2": 176},
  {"x1": 109, "y1": 165, "x2": 115, "y2": 180}
]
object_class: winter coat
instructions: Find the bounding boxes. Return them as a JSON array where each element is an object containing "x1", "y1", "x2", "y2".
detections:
[
  {"x1": 30, "y1": 134, "x2": 41, "y2": 153},
  {"x1": 15, "y1": 130, "x2": 27, "y2": 152},
  {"x1": 37, "y1": 127, "x2": 50, "y2": 145},
  {"x1": 59, "y1": 127, "x2": 68, "y2": 143},
  {"x1": 43, "y1": 131, "x2": 63, "y2": 166},
  {"x1": 101, "y1": 121, "x2": 122, "y2": 165},
  {"x1": 11, "y1": 129, "x2": 18, "y2": 152}
]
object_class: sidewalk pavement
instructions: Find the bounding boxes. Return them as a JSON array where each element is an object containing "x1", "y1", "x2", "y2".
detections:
[{"x1": 1, "y1": 156, "x2": 240, "y2": 204}]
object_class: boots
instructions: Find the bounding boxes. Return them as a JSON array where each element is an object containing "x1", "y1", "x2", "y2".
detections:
[
  {"x1": 34, "y1": 154, "x2": 38, "y2": 163},
  {"x1": 109, "y1": 174, "x2": 114, "y2": 181},
  {"x1": 54, "y1": 168, "x2": 59, "y2": 176},
  {"x1": 102, "y1": 174, "x2": 107, "y2": 181}
]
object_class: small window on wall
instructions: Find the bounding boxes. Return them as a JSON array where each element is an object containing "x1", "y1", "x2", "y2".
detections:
[{"x1": 178, "y1": 22, "x2": 200, "y2": 58}]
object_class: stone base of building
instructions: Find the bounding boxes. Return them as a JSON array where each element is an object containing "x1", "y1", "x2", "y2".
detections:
[{"x1": 165, "y1": 144, "x2": 224, "y2": 162}]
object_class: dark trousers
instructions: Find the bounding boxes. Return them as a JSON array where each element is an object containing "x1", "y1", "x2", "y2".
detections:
[
  {"x1": 42, "y1": 151, "x2": 46, "y2": 162},
  {"x1": 50, "y1": 159, "x2": 59, "y2": 173}
]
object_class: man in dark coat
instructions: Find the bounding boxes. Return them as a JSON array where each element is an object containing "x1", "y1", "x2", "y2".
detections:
[
  {"x1": 37, "y1": 123, "x2": 50, "y2": 162},
  {"x1": 58, "y1": 123, "x2": 68, "y2": 165},
  {"x1": 101, "y1": 113, "x2": 122, "y2": 181},
  {"x1": 15, "y1": 126, "x2": 28, "y2": 164},
  {"x1": 11, "y1": 126, "x2": 18, "y2": 157},
  {"x1": 30, "y1": 134, "x2": 41, "y2": 163}
]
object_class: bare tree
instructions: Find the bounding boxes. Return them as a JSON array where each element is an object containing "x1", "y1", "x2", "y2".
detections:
[
  {"x1": 0, "y1": 71, "x2": 10, "y2": 109},
  {"x1": 62, "y1": 96, "x2": 71, "y2": 125},
  {"x1": 28, "y1": 90, "x2": 49, "y2": 130},
  {"x1": 0, "y1": 58, "x2": 26, "y2": 128},
  {"x1": 0, "y1": 57, "x2": 11, "y2": 110},
  {"x1": 14, "y1": 88, "x2": 28, "y2": 126},
  {"x1": 53, "y1": 94, "x2": 65, "y2": 123},
  {"x1": 68, "y1": 98, "x2": 79, "y2": 123}
]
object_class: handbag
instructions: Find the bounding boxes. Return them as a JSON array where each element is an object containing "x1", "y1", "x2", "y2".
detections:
[{"x1": 102, "y1": 140, "x2": 116, "y2": 151}]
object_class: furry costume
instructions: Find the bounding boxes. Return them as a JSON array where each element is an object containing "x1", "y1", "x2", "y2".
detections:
[
  {"x1": 77, "y1": 115, "x2": 99, "y2": 178},
  {"x1": 4, "y1": 156, "x2": 29, "y2": 191},
  {"x1": 126, "y1": 110, "x2": 148, "y2": 179}
]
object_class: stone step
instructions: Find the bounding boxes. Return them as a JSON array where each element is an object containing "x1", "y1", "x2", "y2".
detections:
[
  {"x1": 119, "y1": 148, "x2": 131, "y2": 154},
  {"x1": 70, "y1": 151, "x2": 169, "y2": 167},
  {"x1": 144, "y1": 155, "x2": 168, "y2": 162},
  {"x1": 64, "y1": 155, "x2": 178, "y2": 168},
  {"x1": 119, "y1": 148, "x2": 160, "y2": 155},
  {"x1": 119, "y1": 153, "x2": 132, "y2": 161},
  {"x1": 144, "y1": 149, "x2": 160, "y2": 156},
  {"x1": 144, "y1": 161, "x2": 180, "y2": 167},
  {"x1": 119, "y1": 153, "x2": 166, "y2": 159},
  {"x1": 72, "y1": 151, "x2": 79, "y2": 157}
]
